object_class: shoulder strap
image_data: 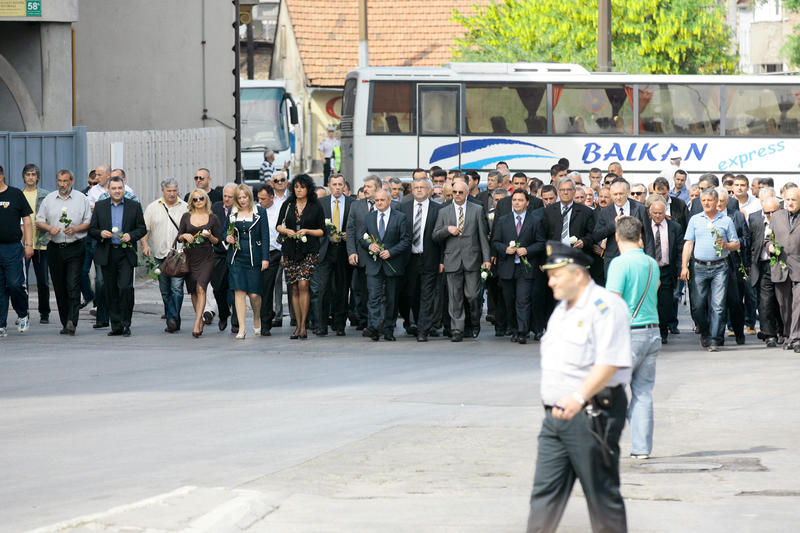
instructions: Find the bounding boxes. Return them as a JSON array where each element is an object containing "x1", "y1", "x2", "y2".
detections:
[
  {"x1": 163, "y1": 202, "x2": 180, "y2": 232},
  {"x1": 632, "y1": 260, "x2": 653, "y2": 320}
]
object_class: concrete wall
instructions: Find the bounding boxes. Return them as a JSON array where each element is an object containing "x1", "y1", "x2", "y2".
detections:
[{"x1": 74, "y1": 0, "x2": 236, "y2": 180}]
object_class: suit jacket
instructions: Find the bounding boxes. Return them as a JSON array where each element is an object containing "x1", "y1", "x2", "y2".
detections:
[
  {"x1": 667, "y1": 196, "x2": 689, "y2": 232},
  {"x1": 88, "y1": 198, "x2": 147, "y2": 267},
  {"x1": 211, "y1": 201, "x2": 233, "y2": 257},
  {"x1": 645, "y1": 218, "x2": 683, "y2": 281},
  {"x1": 769, "y1": 209, "x2": 800, "y2": 283},
  {"x1": 592, "y1": 200, "x2": 655, "y2": 261},
  {"x1": 346, "y1": 198, "x2": 372, "y2": 267},
  {"x1": 727, "y1": 209, "x2": 750, "y2": 279},
  {"x1": 690, "y1": 196, "x2": 739, "y2": 217},
  {"x1": 226, "y1": 205, "x2": 271, "y2": 266},
  {"x1": 433, "y1": 201, "x2": 491, "y2": 273},
  {"x1": 748, "y1": 210, "x2": 767, "y2": 286},
  {"x1": 319, "y1": 194, "x2": 353, "y2": 262},
  {"x1": 357, "y1": 208, "x2": 411, "y2": 277},
  {"x1": 494, "y1": 193, "x2": 544, "y2": 218},
  {"x1": 491, "y1": 211, "x2": 546, "y2": 280},
  {"x1": 541, "y1": 201, "x2": 595, "y2": 248},
  {"x1": 398, "y1": 199, "x2": 442, "y2": 272}
]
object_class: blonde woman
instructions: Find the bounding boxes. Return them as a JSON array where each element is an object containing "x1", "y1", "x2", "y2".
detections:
[
  {"x1": 178, "y1": 188, "x2": 221, "y2": 338},
  {"x1": 225, "y1": 184, "x2": 270, "y2": 339}
]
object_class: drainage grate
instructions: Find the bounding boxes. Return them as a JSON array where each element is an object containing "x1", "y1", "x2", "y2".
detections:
[
  {"x1": 630, "y1": 457, "x2": 767, "y2": 473},
  {"x1": 636, "y1": 462, "x2": 723, "y2": 473}
]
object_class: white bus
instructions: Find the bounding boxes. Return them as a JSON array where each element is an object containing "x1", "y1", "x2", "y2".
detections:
[
  {"x1": 240, "y1": 79, "x2": 299, "y2": 184},
  {"x1": 341, "y1": 63, "x2": 800, "y2": 188}
]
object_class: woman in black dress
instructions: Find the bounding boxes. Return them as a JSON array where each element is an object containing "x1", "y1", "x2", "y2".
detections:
[
  {"x1": 276, "y1": 174, "x2": 325, "y2": 339},
  {"x1": 178, "y1": 189, "x2": 221, "y2": 337}
]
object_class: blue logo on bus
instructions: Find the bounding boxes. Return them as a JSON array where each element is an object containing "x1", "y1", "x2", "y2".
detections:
[{"x1": 429, "y1": 138, "x2": 555, "y2": 167}]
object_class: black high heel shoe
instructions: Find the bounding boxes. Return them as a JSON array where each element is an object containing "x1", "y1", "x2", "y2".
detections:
[
  {"x1": 290, "y1": 328, "x2": 300, "y2": 340},
  {"x1": 299, "y1": 331, "x2": 308, "y2": 339},
  {"x1": 192, "y1": 331, "x2": 202, "y2": 338}
]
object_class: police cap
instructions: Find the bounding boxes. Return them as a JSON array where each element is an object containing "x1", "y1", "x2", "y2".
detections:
[{"x1": 541, "y1": 240, "x2": 593, "y2": 270}]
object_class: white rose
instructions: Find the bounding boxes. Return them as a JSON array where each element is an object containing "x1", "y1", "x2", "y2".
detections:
[
  {"x1": 766, "y1": 227, "x2": 773, "y2": 237},
  {"x1": 487, "y1": 212, "x2": 495, "y2": 221},
  {"x1": 706, "y1": 221, "x2": 714, "y2": 230},
  {"x1": 229, "y1": 214, "x2": 236, "y2": 223},
  {"x1": 509, "y1": 240, "x2": 516, "y2": 247},
  {"x1": 363, "y1": 233, "x2": 370, "y2": 241},
  {"x1": 480, "y1": 270, "x2": 488, "y2": 280},
  {"x1": 569, "y1": 236, "x2": 578, "y2": 245},
  {"x1": 201, "y1": 229, "x2": 210, "y2": 236},
  {"x1": 153, "y1": 268, "x2": 161, "y2": 276},
  {"x1": 61, "y1": 207, "x2": 68, "y2": 214},
  {"x1": 111, "y1": 226, "x2": 119, "y2": 233},
  {"x1": 300, "y1": 235, "x2": 307, "y2": 243},
  {"x1": 325, "y1": 218, "x2": 332, "y2": 225}
]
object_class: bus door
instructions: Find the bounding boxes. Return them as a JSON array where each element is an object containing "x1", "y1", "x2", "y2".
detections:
[{"x1": 417, "y1": 84, "x2": 461, "y2": 171}]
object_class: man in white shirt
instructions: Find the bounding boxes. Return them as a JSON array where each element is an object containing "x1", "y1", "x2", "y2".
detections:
[{"x1": 256, "y1": 183, "x2": 284, "y2": 335}]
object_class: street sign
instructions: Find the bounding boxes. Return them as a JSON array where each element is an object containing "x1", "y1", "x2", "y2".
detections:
[
  {"x1": 0, "y1": 0, "x2": 40, "y2": 17},
  {"x1": 26, "y1": 0, "x2": 41, "y2": 16}
]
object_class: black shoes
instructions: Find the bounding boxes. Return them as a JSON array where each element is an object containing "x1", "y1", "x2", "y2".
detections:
[
  {"x1": 40, "y1": 315, "x2": 49, "y2": 324},
  {"x1": 495, "y1": 329, "x2": 505, "y2": 337},
  {"x1": 471, "y1": 327, "x2": 480, "y2": 339},
  {"x1": 766, "y1": 337, "x2": 778, "y2": 348},
  {"x1": 383, "y1": 332, "x2": 396, "y2": 341},
  {"x1": 533, "y1": 332, "x2": 543, "y2": 341},
  {"x1": 335, "y1": 329, "x2": 346, "y2": 336},
  {"x1": 668, "y1": 327, "x2": 680, "y2": 335},
  {"x1": 272, "y1": 318, "x2": 282, "y2": 328},
  {"x1": 735, "y1": 335, "x2": 745, "y2": 345},
  {"x1": 417, "y1": 335, "x2": 428, "y2": 342},
  {"x1": 451, "y1": 330, "x2": 463, "y2": 342},
  {"x1": 707, "y1": 343, "x2": 719, "y2": 352},
  {"x1": 108, "y1": 329, "x2": 123, "y2": 336},
  {"x1": 122, "y1": 327, "x2": 131, "y2": 337},
  {"x1": 166, "y1": 320, "x2": 178, "y2": 333},
  {"x1": 66, "y1": 320, "x2": 75, "y2": 336},
  {"x1": 517, "y1": 335, "x2": 528, "y2": 345},
  {"x1": 218, "y1": 316, "x2": 228, "y2": 331},
  {"x1": 203, "y1": 311, "x2": 214, "y2": 325},
  {"x1": 93, "y1": 322, "x2": 109, "y2": 329},
  {"x1": 314, "y1": 328, "x2": 328, "y2": 336},
  {"x1": 260, "y1": 329, "x2": 271, "y2": 336}
]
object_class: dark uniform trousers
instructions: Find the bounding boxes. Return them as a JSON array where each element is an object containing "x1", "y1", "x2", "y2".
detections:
[
  {"x1": 501, "y1": 263, "x2": 532, "y2": 336},
  {"x1": 102, "y1": 246, "x2": 135, "y2": 330},
  {"x1": 352, "y1": 266, "x2": 368, "y2": 328},
  {"x1": 527, "y1": 387, "x2": 628, "y2": 533},
  {"x1": 656, "y1": 265, "x2": 676, "y2": 339},
  {"x1": 404, "y1": 253, "x2": 438, "y2": 335},
  {"x1": 757, "y1": 260, "x2": 781, "y2": 337},
  {"x1": 486, "y1": 273, "x2": 507, "y2": 333},
  {"x1": 210, "y1": 252, "x2": 238, "y2": 328},
  {"x1": 47, "y1": 239, "x2": 84, "y2": 327},
  {"x1": 259, "y1": 249, "x2": 282, "y2": 331},
  {"x1": 314, "y1": 242, "x2": 349, "y2": 332},
  {"x1": 724, "y1": 262, "x2": 746, "y2": 339},
  {"x1": 366, "y1": 270, "x2": 400, "y2": 334}
]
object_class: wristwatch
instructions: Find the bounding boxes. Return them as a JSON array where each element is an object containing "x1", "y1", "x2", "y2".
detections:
[{"x1": 572, "y1": 391, "x2": 586, "y2": 407}]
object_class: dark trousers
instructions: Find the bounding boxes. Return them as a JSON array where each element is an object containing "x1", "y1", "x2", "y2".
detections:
[
  {"x1": 725, "y1": 266, "x2": 746, "y2": 340},
  {"x1": 323, "y1": 157, "x2": 332, "y2": 186},
  {"x1": 0, "y1": 242, "x2": 28, "y2": 328},
  {"x1": 501, "y1": 265, "x2": 532, "y2": 335},
  {"x1": 756, "y1": 261, "x2": 780, "y2": 337},
  {"x1": 775, "y1": 278, "x2": 800, "y2": 342},
  {"x1": 352, "y1": 266, "x2": 368, "y2": 327},
  {"x1": 657, "y1": 270, "x2": 676, "y2": 339},
  {"x1": 530, "y1": 275, "x2": 550, "y2": 334},
  {"x1": 25, "y1": 249, "x2": 50, "y2": 317},
  {"x1": 259, "y1": 249, "x2": 282, "y2": 330},
  {"x1": 80, "y1": 239, "x2": 95, "y2": 304},
  {"x1": 47, "y1": 240, "x2": 84, "y2": 328},
  {"x1": 486, "y1": 273, "x2": 507, "y2": 332},
  {"x1": 101, "y1": 247, "x2": 134, "y2": 330},
  {"x1": 527, "y1": 387, "x2": 628, "y2": 533},
  {"x1": 315, "y1": 244, "x2": 349, "y2": 332},
  {"x1": 366, "y1": 270, "x2": 399, "y2": 333},
  {"x1": 211, "y1": 253, "x2": 237, "y2": 327},
  {"x1": 404, "y1": 254, "x2": 438, "y2": 335}
]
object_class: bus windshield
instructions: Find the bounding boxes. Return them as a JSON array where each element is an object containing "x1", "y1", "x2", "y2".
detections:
[{"x1": 241, "y1": 87, "x2": 289, "y2": 152}]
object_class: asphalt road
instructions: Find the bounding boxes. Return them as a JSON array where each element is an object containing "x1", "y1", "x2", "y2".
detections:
[{"x1": 1, "y1": 280, "x2": 798, "y2": 532}]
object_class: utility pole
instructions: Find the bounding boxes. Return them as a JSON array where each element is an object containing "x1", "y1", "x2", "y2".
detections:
[
  {"x1": 358, "y1": 0, "x2": 368, "y2": 67},
  {"x1": 597, "y1": 0, "x2": 611, "y2": 72},
  {"x1": 233, "y1": 0, "x2": 242, "y2": 183}
]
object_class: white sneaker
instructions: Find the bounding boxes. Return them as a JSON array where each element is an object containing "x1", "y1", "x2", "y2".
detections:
[
  {"x1": 631, "y1": 453, "x2": 650, "y2": 460},
  {"x1": 18, "y1": 315, "x2": 30, "y2": 333},
  {"x1": 0, "y1": 328, "x2": 7, "y2": 338}
]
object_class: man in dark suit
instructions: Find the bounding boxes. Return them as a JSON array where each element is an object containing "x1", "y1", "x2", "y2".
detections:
[
  {"x1": 88, "y1": 177, "x2": 146, "y2": 336},
  {"x1": 477, "y1": 170, "x2": 502, "y2": 214},
  {"x1": 689, "y1": 174, "x2": 739, "y2": 216},
  {"x1": 592, "y1": 179, "x2": 654, "y2": 276},
  {"x1": 719, "y1": 188, "x2": 749, "y2": 345},
  {"x1": 494, "y1": 173, "x2": 544, "y2": 217},
  {"x1": 211, "y1": 184, "x2": 238, "y2": 332},
  {"x1": 357, "y1": 189, "x2": 410, "y2": 341},
  {"x1": 433, "y1": 180, "x2": 491, "y2": 342},
  {"x1": 346, "y1": 175, "x2": 382, "y2": 329},
  {"x1": 749, "y1": 198, "x2": 783, "y2": 347},
  {"x1": 491, "y1": 190, "x2": 545, "y2": 343},
  {"x1": 314, "y1": 174, "x2": 353, "y2": 336},
  {"x1": 770, "y1": 187, "x2": 800, "y2": 351},
  {"x1": 652, "y1": 177, "x2": 689, "y2": 231},
  {"x1": 398, "y1": 178, "x2": 442, "y2": 341},
  {"x1": 646, "y1": 197, "x2": 684, "y2": 344},
  {"x1": 541, "y1": 177, "x2": 595, "y2": 249}
]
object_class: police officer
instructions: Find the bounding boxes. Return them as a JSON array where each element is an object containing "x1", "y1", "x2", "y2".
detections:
[{"x1": 526, "y1": 241, "x2": 632, "y2": 533}]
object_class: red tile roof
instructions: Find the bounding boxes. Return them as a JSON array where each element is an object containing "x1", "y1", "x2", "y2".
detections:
[{"x1": 285, "y1": 0, "x2": 492, "y2": 87}]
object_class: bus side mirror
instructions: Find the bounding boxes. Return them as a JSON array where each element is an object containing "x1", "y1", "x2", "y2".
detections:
[{"x1": 289, "y1": 105, "x2": 299, "y2": 125}]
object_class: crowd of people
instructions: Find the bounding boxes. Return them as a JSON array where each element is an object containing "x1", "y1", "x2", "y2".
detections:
[{"x1": 0, "y1": 157, "x2": 798, "y2": 355}]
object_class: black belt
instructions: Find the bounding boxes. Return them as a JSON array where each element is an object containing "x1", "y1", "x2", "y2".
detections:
[
  {"x1": 631, "y1": 323, "x2": 659, "y2": 330},
  {"x1": 543, "y1": 385, "x2": 625, "y2": 411},
  {"x1": 412, "y1": 252, "x2": 424, "y2": 256},
  {"x1": 693, "y1": 257, "x2": 726, "y2": 266},
  {"x1": 50, "y1": 238, "x2": 85, "y2": 248}
]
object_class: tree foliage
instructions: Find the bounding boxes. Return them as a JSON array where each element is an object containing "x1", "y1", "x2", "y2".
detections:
[
  {"x1": 452, "y1": 0, "x2": 738, "y2": 74},
  {"x1": 783, "y1": 0, "x2": 800, "y2": 68}
]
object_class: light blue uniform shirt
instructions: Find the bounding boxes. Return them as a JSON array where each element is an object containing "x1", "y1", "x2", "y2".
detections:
[
  {"x1": 606, "y1": 248, "x2": 660, "y2": 327},
  {"x1": 684, "y1": 211, "x2": 738, "y2": 262}
]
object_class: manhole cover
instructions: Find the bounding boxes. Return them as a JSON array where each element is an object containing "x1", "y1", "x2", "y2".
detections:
[{"x1": 636, "y1": 462, "x2": 723, "y2": 472}]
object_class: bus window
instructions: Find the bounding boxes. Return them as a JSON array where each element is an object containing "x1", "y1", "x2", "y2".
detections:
[
  {"x1": 637, "y1": 84, "x2": 720, "y2": 136},
  {"x1": 420, "y1": 86, "x2": 458, "y2": 135},
  {"x1": 369, "y1": 82, "x2": 413, "y2": 134},
  {"x1": 464, "y1": 84, "x2": 546, "y2": 135},
  {"x1": 241, "y1": 87, "x2": 290, "y2": 151},
  {"x1": 552, "y1": 85, "x2": 633, "y2": 135},
  {"x1": 725, "y1": 85, "x2": 800, "y2": 136},
  {"x1": 342, "y1": 78, "x2": 357, "y2": 118}
]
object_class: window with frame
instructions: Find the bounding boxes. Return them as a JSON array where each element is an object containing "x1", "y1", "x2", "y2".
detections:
[
  {"x1": 725, "y1": 85, "x2": 800, "y2": 136},
  {"x1": 551, "y1": 85, "x2": 633, "y2": 134},
  {"x1": 369, "y1": 82, "x2": 414, "y2": 134},
  {"x1": 464, "y1": 84, "x2": 546, "y2": 134},
  {"x1": 419, "y1": 86, "x2": 458, "y2": 135},
  {"x1": 637, "y1": 84, "x2": 720, "y2": 136}
]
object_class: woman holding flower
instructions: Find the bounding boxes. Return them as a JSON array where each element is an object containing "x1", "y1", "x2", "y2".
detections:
[
  {"x1": 226, "y1": 184, "x2": 270, "y2": 339},
  {"x1": 178, "y1": 189, "x2": 221, "y2": 337},
  {"x1": 276, "y1": 174, "x2": 325, "y2": 339}
]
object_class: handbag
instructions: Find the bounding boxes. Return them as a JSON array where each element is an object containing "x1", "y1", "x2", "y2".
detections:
[{"x1": 160, "y1": 236, "x2": 190, "y2": 277}]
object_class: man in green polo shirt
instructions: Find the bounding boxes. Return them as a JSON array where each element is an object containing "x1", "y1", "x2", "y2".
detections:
[{"x1": 606, "y1": 216, "x2": 661, "y2": 460}]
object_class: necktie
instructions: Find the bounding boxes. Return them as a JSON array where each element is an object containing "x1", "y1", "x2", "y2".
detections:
[
  {"x1": 413, "y1": 203, "x2": 423, "y2": 249},
  {"x1": 379, "y1": 212, "x2": 386, "y2": 240},
  {"x1": 333, "y1": 199, "x2": 341, "y2": 231},
  {"x1": 619, "y1": 206, "x2": 624, "y2": 217},
  {"x1": 561, "y1": 204, "x2": 571, "y2": 242},
  {"x1": 458, "y1": 206, "x2": 464, "y2": 231},
  {"x1": 654, "y1": 223, "x2": 663, "y2": 264},
  {"x1": 516, "y1": 215, "x2": 522, "y2": 236},
  {"x1": 368, "y1": 200, "x2": 375, "y2": 212}
]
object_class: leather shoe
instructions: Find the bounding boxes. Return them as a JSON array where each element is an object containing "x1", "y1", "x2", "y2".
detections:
[
  {"x1": 383, "y1": 332, "x2": 396, "y2": 341},
  {"x1": 533, "y1": 332, "x2": 543, "y2": 341},
  {"x1": 428, "y1": 329, "x2": 440, "y2": 337},
  {"x1": 407, "y1": 325, "x2": 418, "y2": 336},
  {"x1": 166, "y1": 320, "x2": 178, "y2": 333},
  {"x1": 79, "y1": 299, "x2": 91, "y2": 309},
  {"x1": 40, "y1": 315, "x2": 49, "y2": 324},
  {"x1": 417, "y1": 335, "x2": 428, "y2": 342},
  {"x1": 59, "y1": 327, "x2": 68, "y2": 335},
  {"x1": 218, "y1": 316, "x2": 227, "y2": 331},
  {"x1": 93, "y1": 322, "x2": 109, "y2": 329},
  {"x1": 355, "y1": 324, "x2": 365, "y2": 331},
  {"x1": 735, "y1": 335, "x2": 745, "y2": 345},
  {"x1": 661, "y1": 337, "x2": 668, "y2": 345},
  {"x1": 314, "y1": 328, "x2": 328, "y2": 336},
  {"x1": 471, "y1": 327, "x2": 480, "y2": 339},
  {"x1": 122, "y1": 327, "x2": 131, "y2": 337},
  {"x1": 451, "y1": 330, "x2": 463, "y2": 342},
  {"x1": 66, "y1": 320, "x2": 76, "y2": 336},
  {"x1": 707, "y1": 343, "x2": 719, "y2": 352},
  {"x1": 766, "y1": 337, "x2": 777, "y2": 348},
  {"x1": 231, "y1": 324, "x2": 239, "y2": 334},
  {"x1": 510, "y1": 334, "x2": 518, "y2": 343},
  {"x1": 260, "y1": 329, "x2": 271, "y2": 336},
  {"x1": 271, "y1": 318, "x2": 282, "y2": 328},
  {"x1": 335, "y1": 329, "x2": 346, "y2": 336},
  {"x1": 108, "y1": 329, "x2": 123, "y2": 336},
  {"x1": 443, "y1": 328, "x2": 452, "y2": 338},
  {"x1": 495, "y1": 329, "x2": 505, "y2": 337},
  {"x1": 701, "y1": 338, "x2": 709, "y2": 348},
  {"x1": 517, "y1": 335, "x2": 528, "y2": 345},
  {"x1": 362, "y1": 328, "x2": 374, "y2": 338},
  {"x1": 203, "y1": 311, "x2": 214, "y2": 325},
  {"x1": 668, "y1": 326, "x2": 680, "y2": 335}
]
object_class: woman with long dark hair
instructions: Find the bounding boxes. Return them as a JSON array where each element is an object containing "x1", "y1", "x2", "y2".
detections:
[{"x1": 276, "y1": 174, "x2": 325, "y2": 339}]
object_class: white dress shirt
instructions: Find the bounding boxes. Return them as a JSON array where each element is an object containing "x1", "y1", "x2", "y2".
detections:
[
  {"x1": 411, "y1": 199, "x2": 429, "y2": 254},
  {"x1": 330, "y1": 194, "x2": 346, "y2": 230},
  {"x1": 651, "y1": 219, "x2": 668, "y2": 266}
]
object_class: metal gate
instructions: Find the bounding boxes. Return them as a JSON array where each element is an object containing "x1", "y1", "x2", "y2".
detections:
[{"x1": 0, "y1": 127, "x2": 87, "y2": 190}]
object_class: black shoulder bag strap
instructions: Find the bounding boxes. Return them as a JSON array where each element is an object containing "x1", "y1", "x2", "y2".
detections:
[
  {"x1": 163, "y1": 202, "x2": 181, "y2": 232},
  {"x1": 632, "y1": 261, "x2": 653, "y2": 320}
]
